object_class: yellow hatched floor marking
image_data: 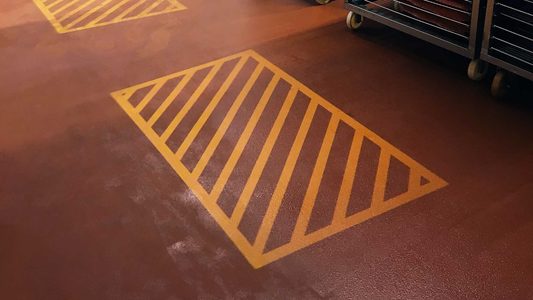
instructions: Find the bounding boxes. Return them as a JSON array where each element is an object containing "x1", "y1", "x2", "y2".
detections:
[
  {"x1": 138, "y1": 0, "x2": 165, "y2": 18},
  {"x1": 230, "y1": 87, "x2": 298, "y2": 225},
  {"x1": 160, "y1": 63, "x2": 223, "y2": 143},
  {"x1": 52, "y1": 0, "x2": 81, "y2": 15},
  {"x1": 46, "y1": 0, "x2": 65, "y2": 9},
  {"x1": 370, "y1": 149, "x2": 392, "y2": 211},
  {"x1": 174, "y1": 56, "x2": 250, "y2": 161},
  {"x1": 62, "y1": 0, "x2": 112, "y2": 30},
  {"x1": 167, "y1": 0, "x2": 183, "y2": 8},
  {"x1": 32, "y1": 0, "x2": 187, "y2": 33},
  {"x1": 85, "y1": 0, "x2": 129, "y2": 26},
  {"x1": 291, "y1": 116, "x2": 340, "y2": 240},
  {"x1": 210, "y1": 75, "x2": 281, "y2": 202},
  {"x1": 147, "y1": 72, "x2": 193, "y2": 127},
  {"x1": 160, "y1": 3, "x2": 175, "y2": 13},
  {"x1": 58, "y1": 0, "x2": 97, "y2": 23},
  {"x1": 135, "y1": 81, "x2": 165, "y2": 113},
  {"x1": 190, "y1": 64, "x2": 264, "y2": 178},
  {"x1": 113, "y1": 0, "x2": 147, "y2": 21},
  {"x1": 253, "y1": 100, "x2": 318, "y2": 252},
  {"x1": 332, "y1": 131, "x2": 364, "y2": 222},
  {"x1": 111, "y1": 50, "x2": 448, "y2": 268}
]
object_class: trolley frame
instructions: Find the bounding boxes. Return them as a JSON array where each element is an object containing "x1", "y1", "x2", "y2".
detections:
[
  {"x1": 480, "y1": 0, "x2": 533, "y2": 81},
  {"x1": 344, "y1": 0, "x2": 485, "y2": 59}
]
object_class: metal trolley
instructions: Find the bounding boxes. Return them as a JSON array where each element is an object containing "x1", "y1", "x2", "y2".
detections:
[
  {"x1": 481, "y1": 0, "x2": 533, "y2": 97},
  {"x1": 344, "y1": 0, "x2": 488, "y2": 80}
]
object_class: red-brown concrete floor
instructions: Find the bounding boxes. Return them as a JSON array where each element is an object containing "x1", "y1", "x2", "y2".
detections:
[{"x1": 2, "y1": 0, "x2": 533, "y2": 299}]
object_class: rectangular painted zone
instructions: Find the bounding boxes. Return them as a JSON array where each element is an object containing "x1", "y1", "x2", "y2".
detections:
[
  {"x1": 33, "y1": 0, "x2": 187, "y2": 33},
  {"x1": 111, "y1": 50, "x2": 447, "y2": 268}
]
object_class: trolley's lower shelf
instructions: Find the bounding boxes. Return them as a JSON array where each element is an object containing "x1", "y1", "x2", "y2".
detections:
[{"x1": 345, "y1": 0, "x2": 473, "y2": 57}]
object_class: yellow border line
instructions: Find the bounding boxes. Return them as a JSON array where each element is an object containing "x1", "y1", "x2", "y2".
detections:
[{"x1": 32, "y1": 0, "x2": 64, "y2": 33}]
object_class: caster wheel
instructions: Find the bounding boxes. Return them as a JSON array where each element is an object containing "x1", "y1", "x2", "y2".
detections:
[
  {"x1": 315, "y1": 0, "x2": 332, "y2": 4},
  {"x1": 393, "y1": 0, "x2": 402, "y2": 11},
  {"x1": 491, "y1": 70, "x2": 508, "y2": 98},
  {"x1": 467, "y1": 59, "x2": 488, "y2": 81},
  {"x1": 346, "y1": 11, "x2": 364, "y2": 30}
]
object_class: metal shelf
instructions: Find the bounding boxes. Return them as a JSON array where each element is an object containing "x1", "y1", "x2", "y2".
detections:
[
  {"x1": 344, "y1": 0, "x2": 477, "y2": 58},
  {"x1": 481, "y1": 0, "x2": 533, "y2": 82}
]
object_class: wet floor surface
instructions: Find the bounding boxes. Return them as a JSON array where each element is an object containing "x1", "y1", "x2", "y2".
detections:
[{"x1": 2, "y1": 0, "x2": 533, "y2": 299}]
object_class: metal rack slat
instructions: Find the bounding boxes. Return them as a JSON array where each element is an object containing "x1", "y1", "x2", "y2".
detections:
[
  {"x1": 493, "y1": 36, "x2": 533, "y2": 57},
  {"x1": 499, "y1": 12, "x2": 533, "y2": 28},
  {"x1": 395, "y1": 0, "x2": 471, "y2": 25},
  {"x1": 417, "y1": 0, "x2": 472, "y2": 14},
  {"x1": 359, "y1": 0, "x2": 471, "y2": 37},
  {"x1": 497, "y1": 3, "x2": 533, "y2": 19},
  {"x1": 494, "y1": 25, "x2": 533, "y2": 43},
  {"x1": 491, "y1": 46, "x2": 533, "y2": 67}
]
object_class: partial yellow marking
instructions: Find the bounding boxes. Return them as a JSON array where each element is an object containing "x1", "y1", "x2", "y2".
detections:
[
  {"x1": 160, "y1": 63, "x2": 223, "y2": 142},
  {"x1": 112, "y1": 50, "x2": 448, "y2": 269},
  {"x1": 408, "y1": 168, "x2": 422, "y2": 192},
  {"x1": 138, "y1": 0, "x2": 165, "y2": 18},
  {"x1": 253, "y1": 101, "x2": 318, "y2": 253},
  {"x1": 260, "y1": 172, "x2": 445, "y2": 266},
  {"x1": 31, "y1": 0, "x2": 66, "y2": 33},
  {"x1": 111, "y1": 85, "x2": 258, "y2": 268},
  {"x1": 161, "y1": 3, "x2": 175, "y2": 13},
  {"x1": 230, "y1": 87, "x2": 299, "y2": 225},
  {"x1": 291, "y1": 116, "x2": 340, "y2": 240},
  {"x1": 147, "y1": 72, "x2": 193, "y2": 127},
  {"x1": 52, "y1": 0, "x2": 81, "y2": 15},
  {"x1": 370, "y1": 149, "x2": 391, "y2": 212},
  {"x1": 166, "y1": 0, "x2": 183, "y2": 8},
  {"x1": 134, "y1": 81, "x2": 165, "y2": 113},
  {"x1": 113, "y1": 0, "x2": 148, "y2": 21},
  {"x1": 332, "y1": 131, "x2": 364, "y2": 222},
  {"x1": 46, "y1": 0, "x2": 64, "y2": 9},
  {"x1": 63, "y1": 0, "x2": 113, "y2": 30},
  {"x1": 86, "y1": 0, "x2": 130, "y2": 26},
  {"x1": 210, "y1": 75, "x2": 280, "y2": 201},
  {"x1": 113, "y1": 89, "x2": 135, "y2": 103},
  {"x1": 190, "y1": 64, "x2": 264, "y2": 178},
  {"x1": 58, "y1": 0, "x2": 96, "y2": 23},
  {"x1": 174, "y1": 56, "x2": 250, "y2": 160},
  {"x1": 32, "y1": 0, "x2": 187, "y2": 33}
]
